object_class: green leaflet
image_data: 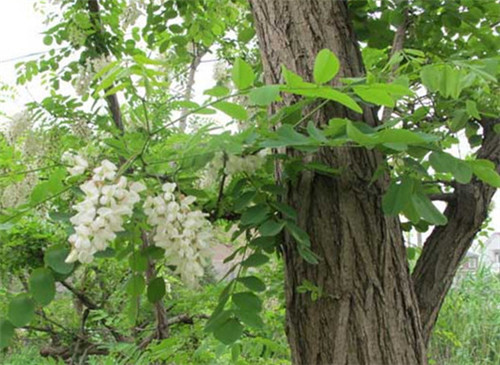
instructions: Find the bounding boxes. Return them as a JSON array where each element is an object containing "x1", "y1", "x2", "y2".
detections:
[
  {"x1": 0, "y1": 319, "x2": 15, "y2": 349},
  {"x1": 469, "y1": 159, "x2": 500, "y2": 188},
  {"x1": 8, "y1": 294, "x2": 35, "y2": 327},
  {"x1": 232, "y1": 291, "x2": 262, "y2": 313},
  {"x1": 382, "y1": 178, "x2": 414, "y2": 216},
  {"x1": 237, "y1": 276, "x2": 266, "y2": 292},
  {"x1": 353, "y1": 85, "x2": 395, "y2": 107},
  {"x1": 213, "y1": 317, "x2": 243, "y2": 345},
  {"x1": 429, "y1": 152, "x2": 472, "y2": 184},
  {"x1": 258, "y1": 219, "x2": 285, "y2": 237},
  {"x1": 29, "y1": 268, "x2": 56, "y2": 306},
  {"x1": 412, "y1": 192, "x2": 448, "y2": 226},
  {"x1": 242, "y1": 253, "x2": 270, "y2": 267},
  {"x1": 147, "y1": 277, "x2": 166, "y2": 303},
  {"x1": 125, "y1": 274, "x2": 146, "y2": 297},
  {"x1": 231, "y1": 58, "x2": 254, "y2": 90},
  {"x1": 249, "y1": 85, "x2": 280, "y2": 106},
  {"x1": 44, "y1": 244, "x2": 74, "y2": 275},
  {"x1": 313, "y1": 49, "x2": 340, "y2": 84},
  {"x1": 213, "y1": 101, "x2": 248, "y2": 121}
]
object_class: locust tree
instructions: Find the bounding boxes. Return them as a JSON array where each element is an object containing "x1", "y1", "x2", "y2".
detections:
[{"x1": 0, "y1": 0, "x2": 498, "y2": 364}]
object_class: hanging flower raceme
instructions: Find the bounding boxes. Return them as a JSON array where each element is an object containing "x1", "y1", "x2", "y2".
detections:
[
  {"x1": 65, "y1": 159, "x2": 146, "y2": 264},
  {"x1": 62, "y1": 151, "x2": 89, "y2": 176},
  {"x1": 143, "y1": 182, "x2": 214, "y2": 286},
  {"x1": 198, "y1": 151, "x2": 267, "y2": 189}
]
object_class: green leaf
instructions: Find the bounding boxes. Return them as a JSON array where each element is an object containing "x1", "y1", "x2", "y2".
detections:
[
  {"x1": 29, "y1": 268, "x2": 56, "y2": 306},
  {"x1": 258, "y1": 219, "x2": 285, "y2": 236},
  {"x1": 43, "y1": 35, "x2": 53, "y2": 46},
  {"x1": 205, "y1": 308, "x2": 231, "y2": 334},
  {"x1": 237, "y1": 276, "x2": 266, "y2": 292},
  {"x1": 285, "y1": 221, "x2": 319, "y2": 264},
  {"x1": 272, "y1": 202, "x2": 297, "y2": 220},
  {"x1": 147, "y1": 277, "x2": 166, "y2": 303},
  {"x1": 465, "y1": 100, "x2": 480, "y2": 119},
  {"x1": 8, "y1": 294, "x2": 35, "y2": 327},
  {"x1": 125, "y1": 274, "x2": 146, "y2": 297},
  {"x1": 242, "y1": 253, "x2": 269, "y2": 267},
  {"x1": 213, "y1": 101, "x2": 248, "y2": 121},
  {"x1": 213, "y1": 318, "x2": 243, "y2": 345},
  {"x1": 281, "y1": 65, "x2": 305, "y2": 87},
  {"x1": 261, "y1": 124, "x2": 313, "y2": 148},
  {"x1": 129, "y1": 252, "x2": 148, "y2": 272},
  {"x1": 234, "y1": 309, "x2": 264, "y2": 328},
  {"x1": 249, "y1": 85, "x2": 280, "y2": 106},
  {"x1": 469, "y1": 160, "x2": 500, "y2": 188},
  {"x1": 204, "y1": 86, "x2": 230, "y2": 97},
  {"x1": 346, "y1": 121, "x2": 376, "y2": 145},
  {"x1": 307, "y1": 121, "x2": 328, "y2": 143},
  {"x1": 234, "y1": 191, "x2": 257, "y2": 211},
  {"x1": 285, "y1": 221, "x2": 310, "y2": 247},
  {"x1": 420, "y1": 65, "x2": 441, "y2": 92},
  {"x1": 0, "y1": 319, "x2": 15, "y2": 348},
  {"x1": 231, "y1": 58, "x2": 254, "y2": 89},
  {"x1": 240, "y1": 204, "x2": 270, "y2": 226},
  {"x1": 238, "y1": 27, "x2": 255, "y2": 43},
  {"x1": 376, "y1": 129, "x2": 431, "y2": 145},
  {"x1": 313, "y1": 49, "x2": 340, "y2": 84},
  {"x1": 353, "y1": 85, "x2": 395, "y2": 107},
  {"x1": 429, "y1": 152, "x2": 472, "y2": 184},
  {"x1": 412, "y1": 192, "x2": 448, "y2": 225},
  {"x1": 440, "y1": 65, "x2": 462, "y2": 99},
  {"x1": 284, "y1": 86, "x2": 362, "y2": 113},
  {"x1": 44, "y1": 245, "x2": 74, "y2": 274},
  {"x1": 232, "y1": 292, "x2": 262, "y2": 313},
  {"x1": 382, "y1": 179, "x2": 414, "y2": 216}
]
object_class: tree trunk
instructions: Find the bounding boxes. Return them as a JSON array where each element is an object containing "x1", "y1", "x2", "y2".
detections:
[{"x1": 249, "y1": 1, "x2": 427, "y2": 364}]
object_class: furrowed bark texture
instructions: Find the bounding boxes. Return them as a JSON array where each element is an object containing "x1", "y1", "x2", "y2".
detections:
[
  {"x1": 249, "y1": 1, "x2": 426, "y2": 364},
  {"x1": 412, "y1": 118, "x2": 500, "y2": 344}
]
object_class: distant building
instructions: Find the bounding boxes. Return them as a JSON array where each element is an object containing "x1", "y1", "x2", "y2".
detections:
[
  {"x1": 460, "y1": 232, "x2": 500, "y2": 274},
  {"x1": 480, "y1": 232, "x2": 500, "y2": 273}
]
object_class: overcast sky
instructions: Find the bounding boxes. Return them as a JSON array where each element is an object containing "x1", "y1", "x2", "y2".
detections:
[{"x1": 0, "y1": 0, "x2": 498, "y2": 235}]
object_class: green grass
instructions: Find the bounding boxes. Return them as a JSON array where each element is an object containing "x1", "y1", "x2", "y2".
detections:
[{"x1": 429, "y1": 266, "x2": 500, "y2": 365}]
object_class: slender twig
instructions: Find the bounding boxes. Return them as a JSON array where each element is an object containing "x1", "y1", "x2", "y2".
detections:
[
  {"x1": 60, "y1": 280, "x2": 100, "y2": 310},
  {"x1": 0, "y1": 164, "x2": 62, "y2": 178}
]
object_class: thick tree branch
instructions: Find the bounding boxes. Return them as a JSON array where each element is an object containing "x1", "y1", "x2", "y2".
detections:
[
  {"x1": 179, "y1": 44, "x2": 206, "y2": 131},
  {"x1": 429, "y1": 193, "x2": 454, "y2": 202},
  {"x1": 382, "y1": 2, "x2": 411, "y2": 122},
  {"x1": 88, "y1": 0, "x2": 124, "y2": 133},
  {"x1": 412, "y1": 118, "x2": 499, "y2": 344}
]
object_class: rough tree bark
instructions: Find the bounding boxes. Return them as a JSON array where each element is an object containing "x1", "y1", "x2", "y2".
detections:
[
  {"x1": 249, "y1": 1, "x2": 426, "y2": 364},
  {"x1": 248, "y1": 1, "x2": 498, "y2": 364}
]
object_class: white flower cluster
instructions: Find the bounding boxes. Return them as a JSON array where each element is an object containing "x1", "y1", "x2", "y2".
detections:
[
  {"x1": 2, "y1": 110, "x2": 32, "y2": 145},
  {"x1": 198, "y1": 151, "x2": 267, "y2": 189},
  {"x1": 73, "y1": 55, "x2": 112, "y2": 96},
  {"x1": 144, "y1": 183, "x2": 213, "y2": 286},
  {"x1": 62, "y1": 151, "x2": 89, "y2": 176},
  {"x1": 225, "y1": 153, "x2": 266, "y2": 175},
  {"x1": 121, "y1": 0, "x2": 144, "y2": 29},
  {"x1": 66, "y1": 160, "x2": 146, "y2": 263},
  {"x1": 22, "y1": 132, "x2": 44, "y2": 157},
  {"x1": 1, "y1": 173, "x2": 38, "y2": 208},
  {"x1": 68, "y1": 24, "x2": 86, "y2": 46},
  {"x1": 71, "y1": 118, "x2": 92, "y2": 139}
]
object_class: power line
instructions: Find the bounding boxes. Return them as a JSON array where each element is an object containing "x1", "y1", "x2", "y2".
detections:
[{"x1": 0, "y1": 48, "x2": 63, "y2": 64}]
